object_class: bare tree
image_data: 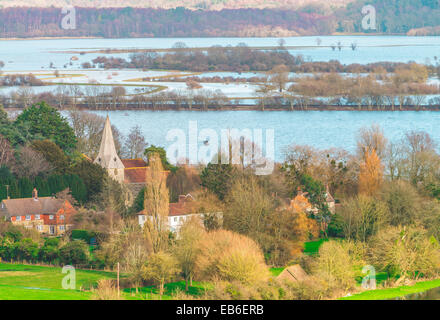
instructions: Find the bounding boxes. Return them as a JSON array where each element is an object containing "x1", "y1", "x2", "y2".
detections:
[
  {"x1": 268, "y1": 64, "x2": 290, "y2": 93},
  {"x1": 0, "y1": 135, "x2": 14, "y2": 168},
  {"x1": 356, "y1": 125, "x2": 388, "y2": 160},
  {"x1": 123, "y1": 125, "x2": 148, "y2": 159},
  {"x1": 13, "y1": 146, "x2": 52, "y2": 178},
  {"x1": 68, "y1": 110, "x2": 123, "y2": 158}
]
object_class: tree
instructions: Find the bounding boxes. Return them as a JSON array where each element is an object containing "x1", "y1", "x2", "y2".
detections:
[
  {"x1": 71, "y1": 160, "x2": 106, "y2": 202},
  {"x1": 15, "y1": 102, "x2": 77, "y2": 152},
  {"x1": 403, "y1": 131, "x2": 437, "y2": 185},
  {"x1": 369, "y1": 226, "x2": 440, "y2": 283},
  {"x1": 314, "y1": 240, "x2": 357, "y2": 292},
  {"x1": 195, "y1": 230, "x2": 269, "y2": 285},
  {"x1": 0, "y1": 135, "x2": 14, "y2": 168},
  {"x1": 268, "y1": 64, "x2": 290, "y2": 93},
  {"x1": 357, "y1": 125, "x2": 388, "y2": 159},
  {"x1": 200, "y1": 161, "x2": 236, "y2": 201},
  {"x1": 380, "y1": 181, "x2": 421, "y2": 226},
  {"x1": 224, "y1": 175, "x2": 274, "y2": 241},
  {"x1": 144, "y1": 145, "x2": 176, "y2": 172},
  {"x1": 59, "y1": 240, "x2": 90, "y2": 266},
  {"x1": 339, "y1": 195, "x2": 388, "y2": 242},
  {"x1": 358, "y1": 149, "x2": 383, "y2": 196},
  {"x1": 143, "y1": 153, "x2": 170, "y2": 253},
  {"x1": 143, "y1": 251, "x2": 179, "y2": 297},
  {"x1": 173, "y1": 218, "x2": 206, "y2": 291},
  {"x1": 13, "y1": 146, "x2": 52, "y2": 179},
  {"x1": 39, "y1": 237, "x2": 60, "y2": 264},
  {"x1": 30, "y1": 139, "x2": 70, "y2": 174},
  {"x1": 123, "y1": 125, "x2": 148, "y2": 159},
  {"x1": 265, "y1": 208, "x2": 319, "y2": 266},
  {"x1": 68, "y1": 110, "x2": 123, "y2": 158}
]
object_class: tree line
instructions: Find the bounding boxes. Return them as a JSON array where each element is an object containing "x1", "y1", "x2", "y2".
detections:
[{"x1": 0, "y1": 0, "x2": 439, "y2": 38}]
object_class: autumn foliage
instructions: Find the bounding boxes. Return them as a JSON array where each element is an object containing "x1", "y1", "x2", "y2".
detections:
[{"x1": 358, "y1": 149, "x2": 383, "y2": 196}]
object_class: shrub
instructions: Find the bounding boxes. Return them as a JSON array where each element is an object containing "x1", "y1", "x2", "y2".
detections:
[
  {"x1": 313, "y1": 240, "x2": 357, "y2": 292},
  {"x1": 196, "y1": 230, "x2": 270, "y2": 284},
  {"x1": 59, "y1": 240, "x2": 90, "y2": 266},
  {"x1": 91, "y1": 279, "x2": 123, "y2": 300}
]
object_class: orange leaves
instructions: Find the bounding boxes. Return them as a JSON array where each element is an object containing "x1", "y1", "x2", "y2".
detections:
[{"x1": 358, "y1": 149, "x2": 383, "y2": 196}]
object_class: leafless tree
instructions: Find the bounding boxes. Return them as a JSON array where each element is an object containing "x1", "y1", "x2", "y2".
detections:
[
  {"x1": 123, "y1": 125, "x2": 148, "y2": 159},
  {"x1": 13, "y1": 146, "x2": 52, "y2": 178},
  {"x1": 0, "y1": 135, "x2": 14, "y2": 168}
]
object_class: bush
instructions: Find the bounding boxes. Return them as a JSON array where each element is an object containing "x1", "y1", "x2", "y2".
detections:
[
  {"x1": 59, "y1": 240, "x2": 90, "y2": 266},
  {"x1": 91, "y1": 279, "x2": 123, "y2": 300},
  {"x1": 313, "y1": 240, "x2": 357, "y2": 292},
  {"x1": 71, "y1": 229, "x2": 94, "y2": 244},
  {"x1": 196, "y1": 230, "x2": 270, "y2": 284}
]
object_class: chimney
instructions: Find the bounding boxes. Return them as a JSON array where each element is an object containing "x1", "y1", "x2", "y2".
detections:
[
  {"x1": 178, "y1": 195, "x2": 186, "y2": 203},
  {"x1": 32, "y1": 188, "x2": 38, "y2": 200}
]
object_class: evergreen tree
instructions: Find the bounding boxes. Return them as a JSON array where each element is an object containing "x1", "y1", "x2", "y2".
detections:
[{"x1": 15, "y1": 102, "x2": 77, "y2": 152}]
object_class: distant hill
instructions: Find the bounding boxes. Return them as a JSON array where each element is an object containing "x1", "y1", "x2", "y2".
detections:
[
  {"x1": 0, "y1": 0, "x2": 438, "y2": 38},
  {"x1": 0, "y1": 0, "x2": 353, "y2": 10}
]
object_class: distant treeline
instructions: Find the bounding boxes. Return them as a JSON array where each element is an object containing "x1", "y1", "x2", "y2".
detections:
[
  {"x1": 0, "y1": 74, "x2": 44, "y2": 87},
  {"x1": 0, "y1": 0, "x2": 439, "y2": 38},
  {"x1": 91, "y1": 46, "x2": 439, "y2": 73}
]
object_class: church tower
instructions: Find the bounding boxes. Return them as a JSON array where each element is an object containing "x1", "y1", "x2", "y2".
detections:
[{"x1": 94, "y1": 116, "x2": 125, "y2": 183}]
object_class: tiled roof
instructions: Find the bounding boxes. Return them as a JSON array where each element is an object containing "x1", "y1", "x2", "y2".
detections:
[
  {"x1": 1, "y1": 197, "x2": 67, "y2": 217},
  {"x1": 121, "y1": 159, "x2": 147, "y2": 168},
  {"x1": 124, "y1": 167, "x2": 147, "y2": 184},
  {"x1": 138, "y1": 194, "x2": 198, "y2": 217}
]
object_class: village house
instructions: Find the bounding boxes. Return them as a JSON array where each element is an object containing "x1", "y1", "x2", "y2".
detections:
[
  {"x1": 0, "y1": 188, "x2": 77, "y2": 236},
  {"x1": 137, "y1": 194, "x2": 223, "y2": 234},
  {"x1": 289, "y1": 186, "x2": 336, "y2": 215}
]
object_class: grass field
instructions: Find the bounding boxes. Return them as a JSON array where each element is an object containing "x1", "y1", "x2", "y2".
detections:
[
  {"x1": 341, "y1": 278, "x2": 440, "y2": 300},
  {"x1": 0, "y1": 263, "x2": 116, "y2": 300},
  {"x1": 303, "y1": 239, "x2": 328, "y2": 256},
  {"x1": 1, "y1": 257, "x2": 439, "y2": 300},
  {"x1": 124, "y1": 281, "x2": 211, "y2": 300},
  {"x1": 0, "y1": 262, "x2": 285, "y2": 300}
]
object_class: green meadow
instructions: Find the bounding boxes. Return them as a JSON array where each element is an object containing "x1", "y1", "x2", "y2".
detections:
[
  {"x1": 0, "y1": 263, "x2": 116, "y2": 300},
  {"x1": 1, "y1": 240, "x2": 439, "y2": 300}
]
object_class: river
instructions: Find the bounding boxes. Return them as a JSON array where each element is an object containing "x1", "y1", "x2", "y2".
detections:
[{"x1": 87, "y1": 110, "x2": 440, "y2": 162}]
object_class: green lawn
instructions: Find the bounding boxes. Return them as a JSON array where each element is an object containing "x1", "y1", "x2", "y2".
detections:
[
  {"x1": 270, "y1": 267, "x2": 284, "y2": 277},
  {"x1": 0, "y1": 284, "x2": 92, "y2": 300},
  {"x1": 304, "y1": 239, "x2": 328, "y2": 256},
  {"x1": 0, "y1": 263, "x2": 117, "y2": 300},
  {"x1": 0, "y1": 263, "x2": 210, "y2": 300},
  {"x1": 341, "y1": 278, "x2": 440, "y2": 300},
  {"x1": 123, "y1": 281, "x2": 211, "y2": 300}
]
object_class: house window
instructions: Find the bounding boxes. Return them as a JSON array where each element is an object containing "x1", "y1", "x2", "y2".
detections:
[
  {"x1": 26, "y1": 215, "x2": 31, "y2": 221},
  {"x1": 49, "y1": 215, "x2": 54, "y2": 220},
  {"x1": 60, "y1": 225, "x2": 65, "y2": 231},
  {"x1": 174, "y1": 217, "x2": 177, "y2": 222},
  {"x1": 16, "y1": 216, "x2": 21, "y2": 221},
  {"x1": 36, "y1": 225, "x2": 43, "y2": 231},
  {"x1": 35, "y1": 215, "x2": 40, "y2": 220},
  {"x1": 60, "y1": 215, "x2": 65, "y2": 220}
]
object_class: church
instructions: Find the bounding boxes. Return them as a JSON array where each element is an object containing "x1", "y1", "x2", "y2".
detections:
[{"x1": 94, "y1": 116, "x2": 149, "y2": 197}]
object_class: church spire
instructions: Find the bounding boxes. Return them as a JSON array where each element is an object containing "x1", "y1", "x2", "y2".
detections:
[{"x1": 94, "y1": 116, "x2": 125, "y2": 170}]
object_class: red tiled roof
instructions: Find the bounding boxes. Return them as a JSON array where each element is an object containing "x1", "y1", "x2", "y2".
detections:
[
  {"x1": 121, "y1": 159, "x2": 147, "y2": 168},
  {"x1": 138, "y1": 194, "x2": 197, "y2": 217},
  {"x1": 124, "y1": 167, "x2": 147, "y2": 184}
]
